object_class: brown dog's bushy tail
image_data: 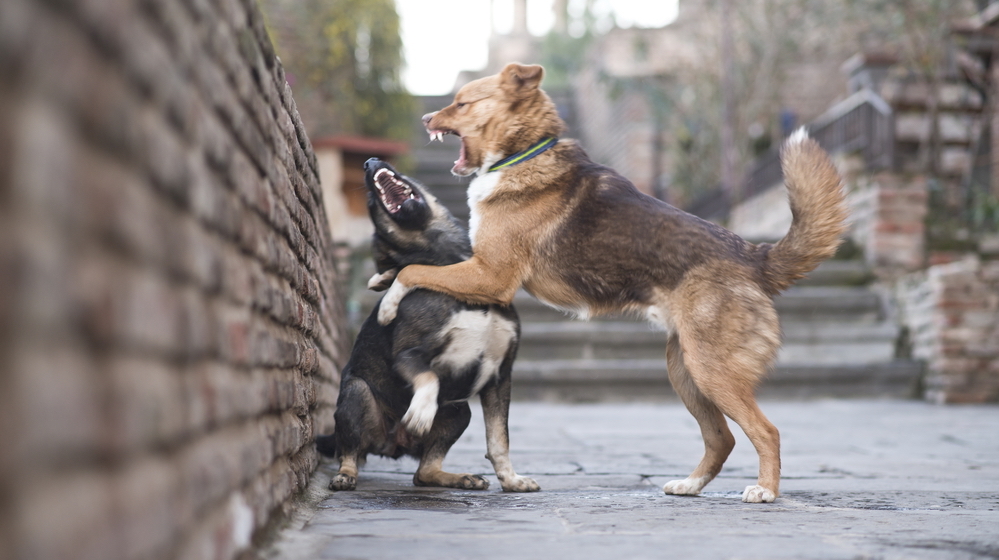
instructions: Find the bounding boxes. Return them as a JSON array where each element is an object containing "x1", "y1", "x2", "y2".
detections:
[{"x1": 760, "y1": 129, "x2": 848, "y2": 295}]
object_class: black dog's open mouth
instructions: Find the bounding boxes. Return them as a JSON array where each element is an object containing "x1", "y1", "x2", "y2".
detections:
[{"x1": 373, "y1": 167, "x2": 422, "y2": 213}]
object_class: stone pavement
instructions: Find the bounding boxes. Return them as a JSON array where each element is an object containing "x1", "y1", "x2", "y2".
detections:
[{"x1": 264, "y1": 400, "x2": 999, "y2": 560}]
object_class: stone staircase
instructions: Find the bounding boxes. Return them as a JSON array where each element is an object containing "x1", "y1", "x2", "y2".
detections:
[
  {"x1": 379, "y1": 96, "x2": 923, "y2": 401},
  {"x1": 511, "y1": 260, "x2": 922, "y2": 401}
]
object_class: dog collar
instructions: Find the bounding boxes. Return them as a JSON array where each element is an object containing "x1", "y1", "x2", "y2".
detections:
[{"x1": 487, "y1": 137, "x2": 558, "y2": 173}]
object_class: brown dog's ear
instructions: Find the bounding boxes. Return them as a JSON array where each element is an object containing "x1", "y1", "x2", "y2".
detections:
[{"x1": 500, "y1": 63, "x2": 544, "y2": 96}]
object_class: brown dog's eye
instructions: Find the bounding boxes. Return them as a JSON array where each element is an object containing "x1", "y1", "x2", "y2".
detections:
[{"x1": 456, "y1": 103, "x2": 466, "y2": 109}]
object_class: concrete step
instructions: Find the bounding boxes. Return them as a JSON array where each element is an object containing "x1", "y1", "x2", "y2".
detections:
[
  {"x1": 510, "y1": 284, "x2": 884, "y2": 323},
  {"x1": 795, "y1": 260, "x2": 874, "y2": 287},
  {"x1": 777, "y1": 322, "x2": 898, "y2": 365},
  {"x1": 517, "y1": 321, "x2": 899, "y2": 365},
  {"x1": 510, "y1": 359, "x2": 923, "y2": 401},
  {"x1": 776, "y1": 286, "x2": 883, "y2": 321}
]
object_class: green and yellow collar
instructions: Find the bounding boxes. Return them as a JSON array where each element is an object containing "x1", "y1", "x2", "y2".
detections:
[{"x1": 487, "y1": 137, "x2": 558, "y2": 173}]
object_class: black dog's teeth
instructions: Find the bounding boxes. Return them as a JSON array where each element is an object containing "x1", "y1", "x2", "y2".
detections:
[{"x1": 373, "y1": 168, "x2": 417, "y2": 212}]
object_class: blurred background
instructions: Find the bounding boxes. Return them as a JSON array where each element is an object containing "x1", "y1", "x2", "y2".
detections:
[
  {"x1": 256, "y1": 0, "x2": 999, "y2": 403},
  {"x1": 1, "y1": 1, "x2": 997, "y2": 559}
]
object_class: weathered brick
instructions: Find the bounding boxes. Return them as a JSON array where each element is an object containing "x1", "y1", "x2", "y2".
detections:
[
  {"x1": 113, "y1": 457, "x2": 183, "y2": 560},
  {"x1": 175, "y1": 492, "x2": 257, "y2": 560},
  {"x1": 216, "y1": 304, "x2": 252, "y2": 366},
  {"x1": 254, "y1": 325, "x2": 303, "y2": 369},
  {"x1": 76, "y1": 147, "x2": 173, "y2": 268},
  {"x1": 312, "y1": 404, "x2": 337, "y2": 435},
  {"x1": 11, "y1": 94, "x2": 78, "y2": 227},
  {"x1": 198, "y1": 110, "x2": 235, "y2": 172},
  {"x1": 16, "y1": 472, "x2": 118, "y2": 560},
  {"x1": 10, "y1": 346, "x2": 105, "y2": 469},
  {"x1": 105, "y1": 357, "x2": 188, "y2": 453},
  {"x1": 178, "y1": 421, "x2": 274, "y2": 520},
  {"x1": 78, "y1": 262, "x2": 186, "y2": 356},
  {"x1": 139, "y1": 107, "x2": 193, "y2": 205},
  {"x1": 174, "y1": 215, "x2": 225, "y2": 294},
  {"x1": 140, "y1": 0, "x2": 200, "y2": 68}
]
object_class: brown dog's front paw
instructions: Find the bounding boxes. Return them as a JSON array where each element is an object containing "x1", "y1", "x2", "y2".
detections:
[
  {"x1": 742, "y1": 485, "x2": 777, "y2": 503},
  {"x1": 367, "y1": 269, "x2": 398, "y2": 291},
  {"x1": 500, "y1": 475, "x2": 540, "y2": 493},
  {"x1": 330, "y1": 473, "x2": 357, "y2": 491}
]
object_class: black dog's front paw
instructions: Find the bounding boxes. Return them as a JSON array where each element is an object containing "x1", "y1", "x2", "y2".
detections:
[
  {"x1": 459, "y1": 474, "x2": 490, "y2": 490},
  {"x1": 413, "y1": 472, "x2": 491, "y2": 490},
  {"x1": 330, "y1": 473, "x2": 357, "y2": 491}
]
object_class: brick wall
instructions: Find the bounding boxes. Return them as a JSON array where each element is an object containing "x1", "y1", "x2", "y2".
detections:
[
  {"x1": 897, "y1": 257, "x2": 999, "y2": 403},
  {"x1": 848, "y1": 171, "x2": 928, "y2": 278},
  {"x1": 0, "y1": 0, "x2": 346, "y2": 559}
]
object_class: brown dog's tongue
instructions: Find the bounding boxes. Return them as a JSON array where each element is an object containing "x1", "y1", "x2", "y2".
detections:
[{"x1": 455, "y1": 140, "x2": 466, "y2": 167}]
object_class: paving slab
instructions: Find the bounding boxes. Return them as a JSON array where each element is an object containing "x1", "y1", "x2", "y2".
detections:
[{"x1": 264, "y1": 400, "x2": 999, "y2": 560}]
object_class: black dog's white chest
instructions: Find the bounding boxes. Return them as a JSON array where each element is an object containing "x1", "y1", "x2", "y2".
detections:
[{"x1": 431, "y1": 309, "x2": 517, "y2": 396}]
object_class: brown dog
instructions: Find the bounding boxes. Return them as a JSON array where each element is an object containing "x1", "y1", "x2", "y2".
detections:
[{"x1": 378, "y1": 62, "x2": 847, "y2": 503}]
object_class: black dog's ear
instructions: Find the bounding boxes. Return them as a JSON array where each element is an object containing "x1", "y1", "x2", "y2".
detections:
[{"x1": 367, "y1": 268, "x2": 398, "y2": 292}]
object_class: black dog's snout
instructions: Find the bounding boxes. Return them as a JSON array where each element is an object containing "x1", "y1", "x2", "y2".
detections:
[{"x1": 364, "y1": 157, "x2": 382, "y2": 171}]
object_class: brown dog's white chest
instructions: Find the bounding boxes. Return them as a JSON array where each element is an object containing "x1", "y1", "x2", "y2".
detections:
[{"x1": 466, "y1": 170, "x2": 502, "y2": 245}]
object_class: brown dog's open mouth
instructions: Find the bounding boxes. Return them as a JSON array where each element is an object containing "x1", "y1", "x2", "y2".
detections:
[
  {"x1": 428, "y1": 128, "x2": 467, "y2": 171},
  {"x1": 373, "y1": 167, "x2": 421, "y2": 213}
]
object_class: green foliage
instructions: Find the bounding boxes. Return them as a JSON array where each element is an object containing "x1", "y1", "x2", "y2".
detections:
[
  {"x1": 539, "y1": 31, "x2": 593, "y2": 91},
  {"x1": 260, "y1": 0, "x2": 415, "y2": 141},
  {"x1": 971, "y1": 187, "x2": 999, "y2": 233}
]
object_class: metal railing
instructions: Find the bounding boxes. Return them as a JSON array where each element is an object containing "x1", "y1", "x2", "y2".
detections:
[{"x1": 688, "y1": 88, "x2": 895, "y2": 220}]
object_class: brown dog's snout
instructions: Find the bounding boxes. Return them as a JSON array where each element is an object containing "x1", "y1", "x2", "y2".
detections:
[{"x1": 422, "y1": 112, "x2": 437, "y2": 128}]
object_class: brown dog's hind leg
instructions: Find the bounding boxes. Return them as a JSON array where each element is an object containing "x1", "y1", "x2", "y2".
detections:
[
  {"x1": 662, "y1": 335, "x2": 735, "y2": 497},
  {"x1": 670, "y1": 280, "x2": 783, "y2": 503},
  {"x1": 413, "y1": 402, "x2": 490, "y2": 490},
  {"x1": 717, "y1": 393, "x2": 781, "y2": 503}
]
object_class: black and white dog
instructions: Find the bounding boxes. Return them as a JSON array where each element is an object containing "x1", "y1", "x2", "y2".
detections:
[{"x1": 317, "y1": 158, "x2": 539, "y2": 493}]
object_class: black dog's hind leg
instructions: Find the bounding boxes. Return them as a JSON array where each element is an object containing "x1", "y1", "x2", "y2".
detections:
[
  {"x1": 330, "y1": 377, "x2": 383, "y2": 491},
  {"x1": 480, "y1": 358, "x2": 540, "y2": 492},
  {"x1": 414, "y1": 401, "x2": 490, "y2": 490}
]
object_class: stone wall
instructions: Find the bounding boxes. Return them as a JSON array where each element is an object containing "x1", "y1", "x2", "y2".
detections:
[
  {"x1": 848, "y1": 172, "x2": 928, "y2": 278},
  {"x1": 897, "y1": 257, "x2": 999, "y2": 403},
  {"x1": 0, "y1": 0, "x2": 346, "y2": 559}
]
